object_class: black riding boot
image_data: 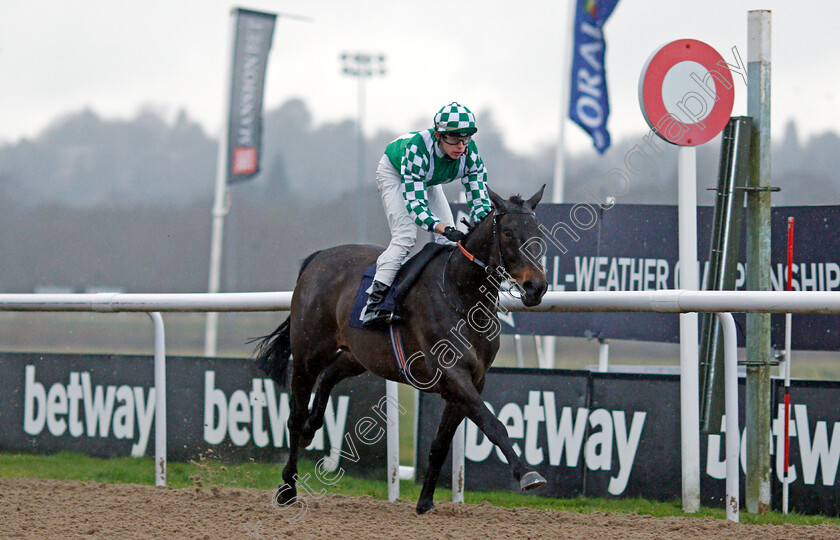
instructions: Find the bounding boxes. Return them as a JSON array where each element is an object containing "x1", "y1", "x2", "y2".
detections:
[{"x1": 361, "y1": 280, "x2": 401, "y2": 328}]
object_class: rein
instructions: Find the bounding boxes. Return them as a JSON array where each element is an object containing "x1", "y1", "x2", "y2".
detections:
[
  {"x1": 456, "y1": 241, "x2": 493, "y2": 273},
  {"x1": 437, "y1": 207, "x2": 535, "y2": 316}
]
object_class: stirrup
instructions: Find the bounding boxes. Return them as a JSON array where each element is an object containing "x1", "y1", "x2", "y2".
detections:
[{"x1": 362, "y1": 309, "x2": 402, "y2": 328}]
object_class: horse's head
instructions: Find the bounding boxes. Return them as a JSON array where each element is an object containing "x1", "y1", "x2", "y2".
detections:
[{"x1": 486, "y1": 185, "x2": 548, "y2": 307}]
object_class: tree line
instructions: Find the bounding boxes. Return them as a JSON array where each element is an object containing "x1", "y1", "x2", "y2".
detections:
[{"x1": 0, "y1": 98, "x2": 836, "y2": 293}]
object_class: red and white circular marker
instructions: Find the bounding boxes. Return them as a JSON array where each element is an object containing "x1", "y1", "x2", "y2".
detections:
[{"x1": 639, "y1": 39, "x2": 735, "y2": 146}]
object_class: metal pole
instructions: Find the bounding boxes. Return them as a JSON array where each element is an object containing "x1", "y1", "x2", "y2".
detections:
[
  {"x1": 783, "y1": 216, "x2": 794, "y2": 513},
  {"x1": 746, "y1": 9, "x2": 772, "y2": 514},
  {"x1": 678, "y1": 145, "x2": 700, "y2": 512},
  {"x1": 204, "y1": 10, "x2": 238, "y2": 358},
  {"x1": 534, "y1": 334, "x2": 545, "y2": 367},
  {"x1": 537, "y1": 336, "x2": 554, "y2": 368},
  {"x1": 698, "y1": 117, "x2": 751, "y2": 433},
  {"x1": 717, "y1": 312, "x2": 740, "y2": 523},
  {"x1": 552, "y1": 0, "x2": 576, "y2": 205},
  {"x1": 514, "y1": 334, "x2": 524, "y2": 368},
  {"x1": 10, "y1": 289, "x2": 840, "y2": 314},
  {"x1": 452, "y1": 421, "x2": 465, "y2": 503},
  {"x1": 148, "y1": 312, "x2": 167, "y2": 487},
  {"x1": 341, "y1": 53, "x2": 386, "y2": 243},
  {"x1": 598, "y1": 338, "x2": 609, "y2": 372},
  {"x1": 542, "y1": 0, "x2": 578, "y2": 370},
  {"x1": 357, "y1": 70, "x2": 366, "y2": 241},
  {"x1": 386, "y1": 379, "x2": 400, "y2": 502}
]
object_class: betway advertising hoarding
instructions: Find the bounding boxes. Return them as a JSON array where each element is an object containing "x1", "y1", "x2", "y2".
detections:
[
  {"x1": 4, "y1": 354, "x2": 839, "y2": 515},
  {"x1": 453, "y1": 204, "x2": 840, "y2": 350},
  {"x1": 417, "y1": 368, "x2": 840, "y2": 516},
  {"x1": 0, "y1": 353, "x2": 387, "y2": 477}
]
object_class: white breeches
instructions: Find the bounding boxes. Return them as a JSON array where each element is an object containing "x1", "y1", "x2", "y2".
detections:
[{"x1": 373, "y1": 154, "x2": 454, "y2": 286}]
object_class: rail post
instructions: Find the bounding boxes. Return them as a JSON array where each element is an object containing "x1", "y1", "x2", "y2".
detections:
[
  {"x1": 386, "y1": 379, "x2": 400, "y2": 502},
  {"x1": 147, "y1": 312, "x2": 167, "y2": 487},
  {"x1": 717, "y1": 312, "x2": 740, "y2": 523}
]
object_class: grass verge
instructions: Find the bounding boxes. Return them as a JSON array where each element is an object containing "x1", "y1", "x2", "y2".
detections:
[{"x1": 1, "y1": 451, "x2": 838, "y2": 526}]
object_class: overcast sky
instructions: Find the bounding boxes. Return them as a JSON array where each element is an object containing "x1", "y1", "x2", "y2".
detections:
[{"x1": 2, "y1": 1, "x2": 838, "y2": 156}]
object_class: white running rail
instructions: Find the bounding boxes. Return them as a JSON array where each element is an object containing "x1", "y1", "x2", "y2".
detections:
[
  {"x1": 0, "y1": 292, "x2": 292, "y2": 488},
  {"x1": 4, "y1": 289, "x2": 840, "y2": 522}
]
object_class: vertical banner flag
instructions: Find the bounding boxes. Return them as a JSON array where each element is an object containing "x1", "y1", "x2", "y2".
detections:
[
  {"x1": 227, "y1": 9, "x2": 276, "y2": 184},
  {"x1": 569, "y1": 0, "x2": 619, "y2": 153}
]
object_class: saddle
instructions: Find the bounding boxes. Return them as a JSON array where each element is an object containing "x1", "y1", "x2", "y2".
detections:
[{"x1": 349, "y1": 242, "x2": 453, "y2": 331}]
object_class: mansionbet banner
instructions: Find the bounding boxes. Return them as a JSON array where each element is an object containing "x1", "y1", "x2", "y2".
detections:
[
  {"x1": 454, "y1": 203, "x2": 840, "y2": 350},
  {"x1": 417, "y1": 367, "x2": 840, "y2": 516},
  {"x1": 226, "y1": 9, "x2": 275, "y2": 184}
]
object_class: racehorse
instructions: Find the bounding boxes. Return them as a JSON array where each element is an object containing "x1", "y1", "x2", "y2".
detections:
[{"x1": 254, "y1": 186, "x2": 549, "y2": 514}]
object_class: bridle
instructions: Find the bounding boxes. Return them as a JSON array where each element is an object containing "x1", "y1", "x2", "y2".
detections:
[
  {"x1": 460, "y1": 207, "x2": 536, "y2": 278},
  {"x1": 437, "y1": 207, "x2": 536, "y2": 315}
]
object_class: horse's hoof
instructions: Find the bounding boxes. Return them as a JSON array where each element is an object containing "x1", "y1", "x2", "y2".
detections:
[
  {"x1": 273, "y1": 484, "x2": 297, "y2": 507},
  {"x1": 415, "y1": 499, "x2": 434, "y2": 515},
  {"x1": 519, "y1": 471, "x2": 546, "y2": 492},
  {"x1": 300, "y1": 433, "x2": 315, "y2": 448}
]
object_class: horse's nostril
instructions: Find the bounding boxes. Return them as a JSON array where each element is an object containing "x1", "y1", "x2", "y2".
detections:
[{"x1": 523, "y1": 280, "x2": 548, "y2": 297}]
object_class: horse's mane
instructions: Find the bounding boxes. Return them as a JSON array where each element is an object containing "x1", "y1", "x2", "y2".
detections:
[
  {"x1": 509, "y1": 194, "x2": 525, "y2": 206},
  {"x1": 460, "y1": 194, "x2": 527, "y2": 239},
  {"x1": 460, "y1": 212, "x2": 491, "y2": 238}
]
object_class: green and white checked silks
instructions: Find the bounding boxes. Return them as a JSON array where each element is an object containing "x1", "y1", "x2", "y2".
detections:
[
  {"x1": 372, "y1": 125, "x2": 492, "y2": 286},
  {"x1": 433, "y1": 102, "x2": 477, "y2": 133},
  {"x1": 373, "y1": 154, "x2": 455, "y2": 286},
  {"x1": 383, "y1": 129, "x2": 491, "y2": 232}
]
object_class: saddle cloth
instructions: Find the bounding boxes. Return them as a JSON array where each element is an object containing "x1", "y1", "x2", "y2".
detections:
[{"x1": 348, "y1": 242, "x2": 452, "y2": 331}]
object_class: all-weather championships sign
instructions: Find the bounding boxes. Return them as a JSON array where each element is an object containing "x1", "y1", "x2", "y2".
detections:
[
  {"x1": 453, "y1": 203, "x2": 840, "y2": 351},
  {"x1": 227, "y1": 9, "x2": 276, "y2": 184}
]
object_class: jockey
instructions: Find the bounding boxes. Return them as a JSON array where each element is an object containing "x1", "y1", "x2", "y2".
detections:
[{"x1": 362, "y1": 102, "x2": 493, "y2": 328}]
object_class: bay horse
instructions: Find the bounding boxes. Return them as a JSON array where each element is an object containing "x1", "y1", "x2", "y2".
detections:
[{"x1": 254, "y1": 186, "x2": 549, "y2": 514}]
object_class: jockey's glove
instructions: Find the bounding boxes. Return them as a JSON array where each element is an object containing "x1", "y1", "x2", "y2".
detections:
[{"x1": 442, "y1": 226, "x2": 466, "y2": 243}]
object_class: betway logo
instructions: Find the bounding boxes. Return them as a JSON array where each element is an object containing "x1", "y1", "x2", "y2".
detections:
[
  {"x1": 23, "y1": 365, "x2": 155, "y2": 456},
  {"x1": 707, "y1": 403, "x2": 840, "y2": 486},
  {"x1": 203, "y1": 371, "x2": 349, "y2": 461},
  {"x1": 465, "y1": 391, "x2": 646, "y2": 495}
]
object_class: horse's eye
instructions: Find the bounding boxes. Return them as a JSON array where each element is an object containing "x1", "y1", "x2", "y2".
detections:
[{"x1": 503, "y1": 228, "x2": 513, "y2": 238}]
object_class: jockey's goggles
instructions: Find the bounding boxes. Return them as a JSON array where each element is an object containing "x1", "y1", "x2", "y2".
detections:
[{"x1": 439, "y1": 133, "x2": 472, "y2": 146}]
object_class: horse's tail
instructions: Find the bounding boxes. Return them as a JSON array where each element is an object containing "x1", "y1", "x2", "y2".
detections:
[
  {"x1": 253, "y1": 250, "x2": 323, "y2": 386},
  {"x1": 254, "y1": 317, "x2": 292, "y2": 385}
]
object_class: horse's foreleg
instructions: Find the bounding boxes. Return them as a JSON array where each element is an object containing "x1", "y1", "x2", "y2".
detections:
[
  {"x1": 301, "y1": 352, "x2": 365, "y2": 445},
  {"x1": 452, "y1": 374, "x2": 546, "y2": 492},
  {"x1": 416, "y1": 401, "x2": 465, "y2": 515}
]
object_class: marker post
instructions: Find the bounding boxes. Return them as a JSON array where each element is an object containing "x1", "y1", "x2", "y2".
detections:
[
  {"x1": 638, "y1": 38, "x2": 736, "y2": 512},
  {"x1": 783, "y1": 216, "x2": 794, "y2": 513}
]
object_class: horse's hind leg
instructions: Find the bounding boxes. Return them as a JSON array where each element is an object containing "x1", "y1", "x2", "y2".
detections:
[
  {"x1": 416, "y1": 401, "x2": 466, "y2": 515},
  {"x1": 275, "y1": 350, "x2": 365, "y2": 506},
  {"x1": 275, "y1": 357, "x2": 319, "y2": 506},
  {"x1": 300, "y1": 351, "x2": 366, "y2": 446}
]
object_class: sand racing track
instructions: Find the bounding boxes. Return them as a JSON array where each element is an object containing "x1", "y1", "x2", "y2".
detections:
[{"x1": 3, "y1": 477, "x2": 840, "y2": 539}]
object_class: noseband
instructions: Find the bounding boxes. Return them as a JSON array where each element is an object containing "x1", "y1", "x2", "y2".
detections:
[
  {"x1": 457, "y1": 207, "x2": 536, "y2": 280},
  {"x1": 438, "y1": 207, "x2": 535, "y2": 315}
]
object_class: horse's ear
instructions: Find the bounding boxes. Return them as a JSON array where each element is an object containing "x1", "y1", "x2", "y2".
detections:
[
  {"x1": 526, "y1": 184, "x2": 546, "y2": 210},
  {"x1": 487, "y1": 187, "x2": 508, "y2": 212}
]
